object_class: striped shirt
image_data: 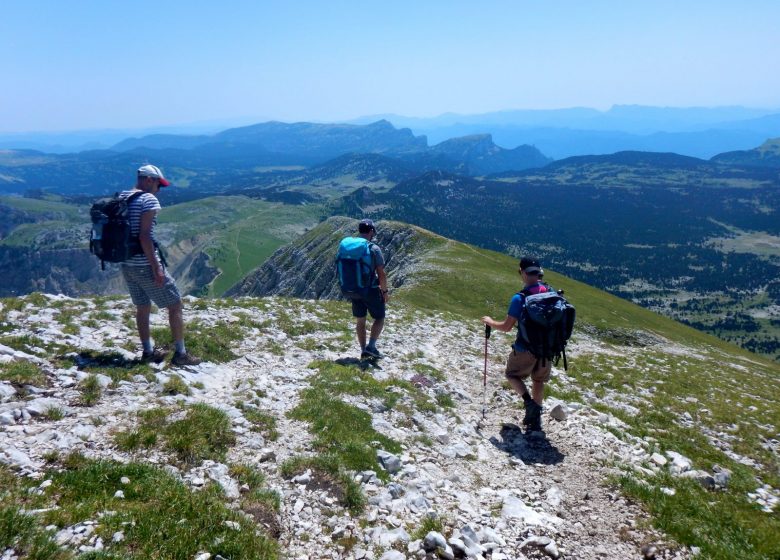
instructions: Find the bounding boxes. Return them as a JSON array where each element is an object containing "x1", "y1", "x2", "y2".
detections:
[{"x1": 120, "y1": 189, "x2": 161, "y2": 266}]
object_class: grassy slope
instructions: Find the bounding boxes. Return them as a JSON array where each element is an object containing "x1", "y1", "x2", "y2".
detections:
[
  {"x1": 390, "y1": 225, "x2": 780, "y2": 559},
  {"x1": 0, "y1": 196, "x2": 83, "y2": 247},
  {"x1": 158, "y1": 196, "x2": 322, "y2": 296}
]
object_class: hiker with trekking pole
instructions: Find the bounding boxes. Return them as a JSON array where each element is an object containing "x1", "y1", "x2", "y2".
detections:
[{"x1": 481, "y1": 257, "x2": 575, "y2": 432}]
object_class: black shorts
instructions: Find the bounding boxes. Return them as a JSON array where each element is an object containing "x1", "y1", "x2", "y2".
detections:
[{"x1": 351, "y1": 288, "x2": 386, "y2": 320}]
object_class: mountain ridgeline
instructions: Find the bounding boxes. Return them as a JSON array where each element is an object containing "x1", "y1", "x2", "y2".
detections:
[
  {"x1": 0, "y1": 121, "x2": 551, "y2": 198},
  {"x1": 226, "y1": 217, "x2": 434, "y2": 299}
]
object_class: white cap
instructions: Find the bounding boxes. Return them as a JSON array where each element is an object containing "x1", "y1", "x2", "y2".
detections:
[{"x1": 137, "y1": 164, "x2": 170, "y2": 186}]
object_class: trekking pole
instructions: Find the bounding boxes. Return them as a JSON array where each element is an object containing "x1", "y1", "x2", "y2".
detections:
[{"x1": 482, "y1": 324, "x2": 492, "y2": 422}]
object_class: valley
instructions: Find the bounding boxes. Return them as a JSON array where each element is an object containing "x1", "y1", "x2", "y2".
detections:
[{"x1": 0, "y1": 121, "x2": 778, "y2": 361}]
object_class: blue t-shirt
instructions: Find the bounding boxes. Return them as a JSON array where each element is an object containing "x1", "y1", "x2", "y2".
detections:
[{"x1": 507, "y1": 283, "x2": 548, "y2": 351}]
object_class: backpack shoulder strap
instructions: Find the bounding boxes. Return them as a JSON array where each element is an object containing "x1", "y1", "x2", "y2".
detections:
[{"x1": 125, "y1": 190, "x2": 145, "y2": 204}]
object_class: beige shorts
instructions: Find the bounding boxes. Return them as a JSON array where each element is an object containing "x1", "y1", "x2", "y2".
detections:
[{"x1": 505, "y1": 349, "x2": 552, "y2": 383}]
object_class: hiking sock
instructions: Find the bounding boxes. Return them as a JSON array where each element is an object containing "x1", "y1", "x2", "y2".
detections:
[
  {"x1": 522, "y1": 392, "x2": 533, "y2": 405},
  {"x1": 142, "y1": 339, "x2": 153, "y2": 353},
  {"x1": 368, "y1": 337, "x2": 378, "y2": 349},
  {"x1": 174, "y1": 340, "x2": 186, "y2": 355}
]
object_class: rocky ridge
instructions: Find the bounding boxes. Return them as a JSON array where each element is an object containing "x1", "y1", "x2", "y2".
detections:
[
  {"x1": 0, "y1": 293, "x2": 724, "y2": 559},
  {"x1": 226, "y1": 217, "x2": 434, "y2": 300}
]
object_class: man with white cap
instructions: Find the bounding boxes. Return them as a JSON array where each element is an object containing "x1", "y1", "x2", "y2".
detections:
[{"x1": 119, "y1": 164, "x2": 201, "y2": 366}]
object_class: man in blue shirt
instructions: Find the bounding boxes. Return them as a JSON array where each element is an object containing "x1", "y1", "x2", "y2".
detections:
[
  {"x1": 352, "y1": 219, "x2": 389, "y2": 359},
  {"x1": 481, "y1": 257, "x2": 551, "y2": 432}
]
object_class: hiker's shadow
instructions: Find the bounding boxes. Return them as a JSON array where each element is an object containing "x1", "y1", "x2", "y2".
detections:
[
  {"x1": 334, "y1": 357, "x2": 382, "y2": 372},
  {"x1": 489, "y1": 423, "x2": 565, "y2": 465}
]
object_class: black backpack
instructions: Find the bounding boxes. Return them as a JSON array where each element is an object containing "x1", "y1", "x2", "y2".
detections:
[
  {"x1": 89, "y1": 191, "x2": 145, "y2": 269},
  {"x1": 515, "y1": 288, "x2": 576, "y2": 370}
]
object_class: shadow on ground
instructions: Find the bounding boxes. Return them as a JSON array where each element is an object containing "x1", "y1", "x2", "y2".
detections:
[
  {"x1": 67, "y1": 350, "x2": 143, "y2": 369},
  {"x1": 488, "y1": 423, "x2": 565, "y2": 465},
  {"x1": 334, "y1": 356, "x2": 382, "y2": 371}
]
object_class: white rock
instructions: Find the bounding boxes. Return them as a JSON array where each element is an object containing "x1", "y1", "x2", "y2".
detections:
[
  {"x1": 680, "y1": 470, "x2": 715, "y2": 489},
  {"x1": 422, "y1": 531, "x2": 447, "y2": 552},
  {"x1": 114, "y1": 490, "x2": 125, "y2": 499},
  {"x1": 193, "y1": 553, "x2": 212, "y2": 560},
  {"x1": 666, "y1": 451, "x2": 692, "y2": 474},
  {"x1": 650, "y1": 453, "x2": 667, "y2": 466},
  {"x1": 544, "y1": 541, "x2": 561, "y2": 559},
  {"x1": 0, "y1": 446, "x2": 34, "y2": 469},
  {"x1": 549, "y1": 404, "x2": 568, "y2": 421},
  {"x1": 377, "y1": 450, "x2": 402, "y2": 474},
  {"x1": 378, "y1": 552, "x2": 405, "y2": 560},
  {"x1": 72, "y1": 424, "x2": 95, "y2": 441},
  {"x1": 0, "y1": 383, "x2": 16, "y2": 400},
  {"x1": 546, "y1": 486, "x2": 563, "y2": 508},
  {"x1": 501, "y1": 495, "x2": 561, "y2": 526},
  {"x1": 376, "y1": 527, "x2": 410, "y2": 547},
  {"x1": 292, "y1": 470, "x2": 312, "y2": 484},
  {"x1": 206, "y1": 463, "x2": 240, "y2": 499},
  {"x1": 24, "y1": 398, "x2": 62, "y2": 417}
]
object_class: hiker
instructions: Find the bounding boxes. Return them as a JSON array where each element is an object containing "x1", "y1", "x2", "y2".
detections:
[
  {"x1": 481, "y1": 257, "x2": 550, "y2": 431},
  {"x1": 336, "y1": 219, "x2": 389, "y2": 359},
  {"x1": 119, "y1": 165, "x2": 201, "y2": 366}
]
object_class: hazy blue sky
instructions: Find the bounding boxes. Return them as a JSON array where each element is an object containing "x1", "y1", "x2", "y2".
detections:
[{"x1": 1, "y1": 0, "x2": 779, "y2": 132}]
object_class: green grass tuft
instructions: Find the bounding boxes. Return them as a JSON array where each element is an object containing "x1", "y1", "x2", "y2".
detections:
[
  {"x1": 0, "y1": 360, "x2": 46, "y2": 387},
  {"x1": 78, "y1": 374, "x2": 102, "y2": 406},
  {"x1": 280, "y1": 455, "x2": 366, "y2": 514},
  {"x1": 151, "y1": 320, "x2": 240, "y2": 363},
  {"x1": 240, "y1": 406, "x2": 279, "y2": 441},
  {"x1": 41, "y1": 459, "x2": 278, "y2": 558},
  {"x1": 164, "y1": 404, "x2": 236, "y2": 464},
  {"x1": 162, "y1": 374, "x2": 191, "y2": 396}
]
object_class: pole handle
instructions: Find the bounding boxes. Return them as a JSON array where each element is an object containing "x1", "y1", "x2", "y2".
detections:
[{"x1": 485, "y1": 324, "x2": 492, "y2": 339}]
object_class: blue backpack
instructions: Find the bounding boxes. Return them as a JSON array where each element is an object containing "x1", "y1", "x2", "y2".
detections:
[{"x1": 336, "y1": 237, "x2": 376, "y2": 299}]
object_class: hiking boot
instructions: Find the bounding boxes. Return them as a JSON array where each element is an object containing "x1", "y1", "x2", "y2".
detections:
[
  {"x1": 361, "y1": 346, "x2": 383, "y2": 359},
  {"x1": 526, "y1": 418, "x2": 543, "y2": 433},
  {"x1": 522, "y1": 399, "x2": 543, "y2": 427},
  {"x1": 171, "y1": 352, "x2": 202, "y2": 367},
  {"x1": 141, "y1": 347, "x2": 168, "y2": 364}
]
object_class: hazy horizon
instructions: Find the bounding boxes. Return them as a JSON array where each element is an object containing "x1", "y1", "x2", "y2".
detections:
[{"x1": 1, "y1": 103, "x2": 779, "y2": 137}]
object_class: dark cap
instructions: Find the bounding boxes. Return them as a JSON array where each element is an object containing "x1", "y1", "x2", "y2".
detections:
[
  {"x1": 358, "y1": 219, "x2": 376, "y2": 233},
  {"x1": 520, "y1": 257, "x2": 542, "y2": 274}
]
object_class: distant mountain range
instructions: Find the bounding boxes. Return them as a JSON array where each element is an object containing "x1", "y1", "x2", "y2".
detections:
[
  {"x1": 0, "y1": 121, "x2": 551, "y2": 196},
  {"x1": 352, "y1": 105, "x2": 780, "y2": 159},
  {"x1": 4, "y1": 105, "x2": 780, "y2": 159}
]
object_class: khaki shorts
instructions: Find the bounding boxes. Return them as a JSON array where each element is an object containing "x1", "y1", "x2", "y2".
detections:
[
  {"x1": 121, "y1": 264, "x2": 181, "y2": 309},
  {"x1": 505, "y1": 349, "x2": 552, "y2": 383}
]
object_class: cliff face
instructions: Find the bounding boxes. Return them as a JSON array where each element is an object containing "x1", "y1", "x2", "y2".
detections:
[
  {"x1": 226, "y1": 216, "x2": 432, "y2": 299},
  {"x1": 0, "y1": 237, "x2": 219, "y2": 298},
  {"x1": 0, "y1": 246, "x2": 122, "y2": 297}
]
